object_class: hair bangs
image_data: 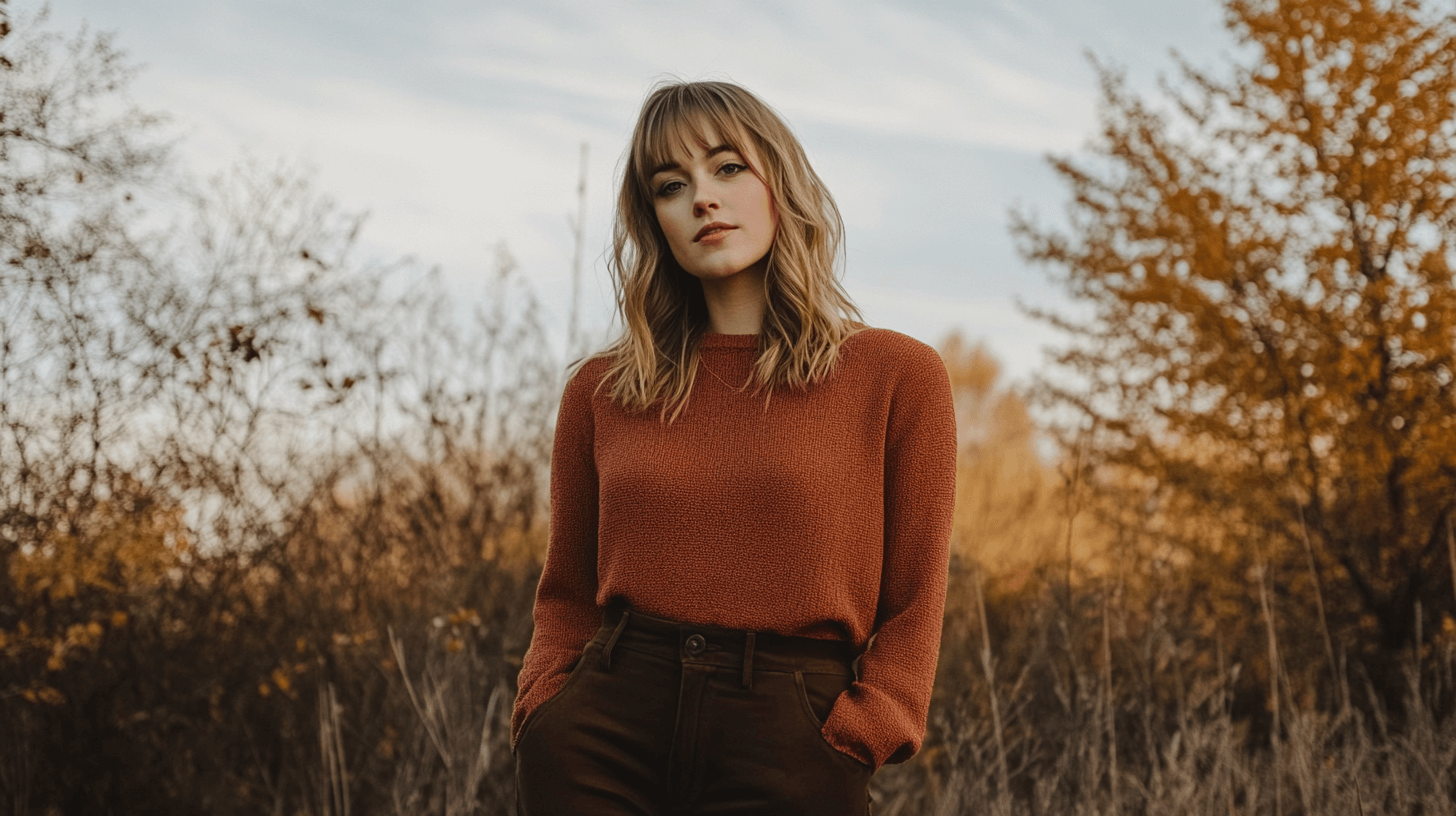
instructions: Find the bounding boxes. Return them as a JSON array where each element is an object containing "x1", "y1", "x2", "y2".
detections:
[{"x1": 633, "y1": 87, "x2": 759, "y2": 195}]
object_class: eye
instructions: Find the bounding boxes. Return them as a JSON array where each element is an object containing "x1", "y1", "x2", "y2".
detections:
[
  {"x1": 656, "y1": 179, "x2": 685, "y2": 197},
  {"x1": 719, "y1": 162, "x2": 748, "y2": 177}
]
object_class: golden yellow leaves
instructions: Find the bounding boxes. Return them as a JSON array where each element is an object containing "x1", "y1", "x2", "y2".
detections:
[
  {"x1": 437, "y1": 606, "x2": 482, "y2": 655},
  {"x1": 3, "y1": 611, "x2": 127, "y2": 686},
  {"x1": 331, "y1": 631, "x2": 374, "y2": 649},
  {"x1": 257, "y1": 661, "x2": 310, "y2": 699},
  {"x1": 9, "y1": 477, "x2": 188, "y2": 605},
  {"x1": 21, "y1": 686, "x2": 65, "y2": 706},
  {"x1": 445, "y1": 607, "x2": 481, "y2": 628},
  {"x1": 45, "y1": 621, "x2": 105, "y2": 672}
]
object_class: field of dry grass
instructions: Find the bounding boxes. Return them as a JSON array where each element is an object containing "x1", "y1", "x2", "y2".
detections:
[
  {"x1": 5, "y1": 1, "x2": 1456, "y2": 809},
  {"x1": 6, "y1": 302, "x2": 1453, "y2": 813}
]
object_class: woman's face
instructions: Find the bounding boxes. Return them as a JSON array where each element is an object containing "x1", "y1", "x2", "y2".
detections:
[{"x1": 649, "y1": 123, "x2": 778, "y2": 285}]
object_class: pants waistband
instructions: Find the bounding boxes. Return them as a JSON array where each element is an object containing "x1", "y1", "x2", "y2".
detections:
[{"x1": 592, "y1": 601, "x2": 860, "y2": 691}]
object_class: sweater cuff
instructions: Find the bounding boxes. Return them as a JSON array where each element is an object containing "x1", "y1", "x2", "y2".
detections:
[{"x1": 819, "y1": 682, "x2": 923, "y2": 772}]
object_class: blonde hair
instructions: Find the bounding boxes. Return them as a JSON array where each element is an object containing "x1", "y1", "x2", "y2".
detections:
[{"x1": 572, "y1": 79, "x2": 868, "y2": 423}]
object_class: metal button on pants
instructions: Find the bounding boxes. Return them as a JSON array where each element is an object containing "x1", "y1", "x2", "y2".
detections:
[{"x1": 514, "y1": 602, "x2": 874, "y2": 815}]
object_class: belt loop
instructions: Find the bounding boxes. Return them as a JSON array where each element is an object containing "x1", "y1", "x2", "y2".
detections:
[
  {"x1": 741, "y1": 631, "x2": 755, "y2": 689},
  {"x1": 602, "y1": 610, "x2": 630, "y2": 670}
]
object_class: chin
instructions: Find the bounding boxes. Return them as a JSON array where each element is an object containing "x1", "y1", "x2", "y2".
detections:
[{"x1": 691, "y1": 265, "x2": 748, "y2": 281}]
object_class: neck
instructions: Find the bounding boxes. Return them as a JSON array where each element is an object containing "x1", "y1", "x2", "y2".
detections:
[{"x1": 699, "y1": 261, "x2": 767, "y2": 335}]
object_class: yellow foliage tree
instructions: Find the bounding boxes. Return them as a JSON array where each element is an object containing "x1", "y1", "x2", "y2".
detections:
[
  {"x1": 1013, "y1": 0, "x2": 1456, "y2": 676},
  {"x1": 938, "y1": 331, "x2": 1095, "y2": 581}
]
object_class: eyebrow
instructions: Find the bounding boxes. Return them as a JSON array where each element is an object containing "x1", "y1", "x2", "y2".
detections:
[{"x1": 649, "y1": 144, "x2": 738, "y2": 178}]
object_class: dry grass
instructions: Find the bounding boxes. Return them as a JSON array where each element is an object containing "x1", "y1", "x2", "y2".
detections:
[{"x1": 863, "y1": 550, "x2": 1456, "y2": 816}]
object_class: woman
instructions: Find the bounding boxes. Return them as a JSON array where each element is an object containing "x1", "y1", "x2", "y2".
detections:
[{"x1": 511, "y1": 79, "x2": 957, "y2": 816}]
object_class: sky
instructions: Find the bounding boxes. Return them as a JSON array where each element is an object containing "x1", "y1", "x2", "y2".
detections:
[{"x1": 45, "y1": 0, "x2": 1233, "y2": 387}]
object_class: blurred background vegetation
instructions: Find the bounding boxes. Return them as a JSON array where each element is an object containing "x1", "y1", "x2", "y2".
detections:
[{"x1": 3, "y1": 0, "x2": 1456, "y2": 813}]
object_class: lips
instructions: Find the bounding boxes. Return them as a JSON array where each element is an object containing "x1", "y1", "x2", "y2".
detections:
[{"x1": 694, "y1": 222, "x2": 736, "y2": 242}]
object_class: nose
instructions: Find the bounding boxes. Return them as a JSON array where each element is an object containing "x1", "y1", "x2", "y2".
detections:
[{"x1": 692, "y1": 185, "x2": 719, "y2": 218}]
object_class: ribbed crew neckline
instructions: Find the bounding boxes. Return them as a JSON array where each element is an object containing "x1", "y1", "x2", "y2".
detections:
[{"x1": 700, "y1": 332, "x2": 759, "y2": 349}]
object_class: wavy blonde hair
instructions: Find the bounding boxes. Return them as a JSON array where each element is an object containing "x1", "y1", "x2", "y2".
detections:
[{"x1": 571, "y1": 79, "x2": 868, "y2": 423}]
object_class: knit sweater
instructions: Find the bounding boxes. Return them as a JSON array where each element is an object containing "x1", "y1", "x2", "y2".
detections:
[{"x1": 509, "y1": 326, "x2": 958, "y2": 772}]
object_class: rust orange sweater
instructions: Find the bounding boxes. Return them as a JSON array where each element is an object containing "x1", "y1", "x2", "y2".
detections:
[{"x1": 510, "y1": 327, "x2": 958, "y2": 771}]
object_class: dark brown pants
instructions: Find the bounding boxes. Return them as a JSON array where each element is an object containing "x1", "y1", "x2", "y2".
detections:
[{"x1": 514, "y1": 602, "x2": 874, "y2": 815}]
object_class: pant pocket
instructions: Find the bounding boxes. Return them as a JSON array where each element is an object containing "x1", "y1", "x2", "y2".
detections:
[
  {"x1": 793, "y1": 669, "x2": 870, "y2": 771},
  {"x1": 516, "y1": 640, "x2": 599, "y2": 750}
]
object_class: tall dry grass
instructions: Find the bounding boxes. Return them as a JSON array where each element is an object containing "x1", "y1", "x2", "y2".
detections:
[
  {"x1": 870, "y1": 551, "x2": 1456, "y2": 816},
  {"x1": 4, "y1": 163, "x2": 1453, "y2": 810}
]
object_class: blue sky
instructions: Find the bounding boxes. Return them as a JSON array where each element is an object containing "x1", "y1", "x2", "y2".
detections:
[{"x1": 49, "y1": 0, "x2": 1232, "y2": 385}]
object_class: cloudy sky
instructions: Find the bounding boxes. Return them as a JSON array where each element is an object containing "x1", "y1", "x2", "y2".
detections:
[{"x1": 49, "y1": 0, "x2": 1232, "y2": 385}]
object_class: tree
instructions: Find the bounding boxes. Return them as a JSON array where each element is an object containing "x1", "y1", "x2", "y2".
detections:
[
  {"x1": 0, "y1": 0, "x2": 171, "y2": 641},
  {"x1": 0, "y1": 5, "x2": 558, "y2": 811},
  {"x1": 1013, "y1": 0, "x2": 1456, "y2": 694}
]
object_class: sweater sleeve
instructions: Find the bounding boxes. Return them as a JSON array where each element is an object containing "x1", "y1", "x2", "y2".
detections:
[
  {"x1": 510, "y1": 363, "x2": 603, "y2": 755},
  {"x1": 819, "y1": 342, "x2": 958, "y2": 772}
]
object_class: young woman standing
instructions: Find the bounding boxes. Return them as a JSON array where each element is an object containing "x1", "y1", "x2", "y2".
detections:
[{"x1": 511, "y1": 79, "x2": 957, "y2": 816}]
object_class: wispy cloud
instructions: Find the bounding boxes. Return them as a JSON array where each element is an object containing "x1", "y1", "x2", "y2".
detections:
[
  {"x1": 60, "y1": 0, "x2": 1228, "y2": 380},
  {"x1": 441, "y1": 0, "x2": 1095, "y2": 153}
]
